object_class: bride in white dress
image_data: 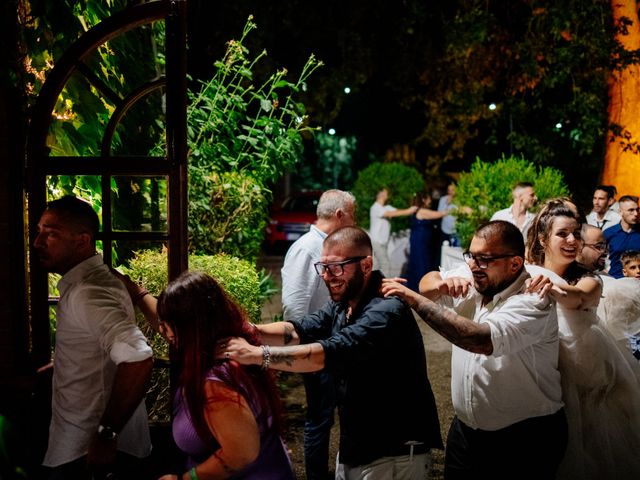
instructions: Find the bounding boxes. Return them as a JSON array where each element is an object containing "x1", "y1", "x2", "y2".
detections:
[{"x1": 525, "y1": 200, "x2": 640, "y2": 479}]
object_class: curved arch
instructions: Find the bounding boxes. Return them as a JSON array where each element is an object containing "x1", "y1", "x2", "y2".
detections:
[{"x1": 27, "y1": 0, "x2": 169, "y2": 160}]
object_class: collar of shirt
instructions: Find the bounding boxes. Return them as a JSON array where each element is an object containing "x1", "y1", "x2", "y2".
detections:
[
  {"x1": 474, "y1": 269, "x2": 531, "y2": 313},
  {"x1": 57, "y1": 254, "x2": 104, "y2": 297}
]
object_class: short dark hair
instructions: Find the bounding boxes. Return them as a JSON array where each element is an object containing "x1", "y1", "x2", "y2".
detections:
[
  {"x1": 324, "y1": 226, "x2": 372, "y2": 256},
  {"x1": 594, "y1": 185, "x2": 615, "y2": 200},
  {"x1": 619, "y1": 195, "x2": 639, "y2": 205},
  {"x1": 46, "y1": 196, "x2": 100, "y2": 241},
  {"x1": 474, "y1": 220, "x2": 525, "y2": 257},
  {"x1": 621, "y1": 250, "x2": 640, "y2": 267}
]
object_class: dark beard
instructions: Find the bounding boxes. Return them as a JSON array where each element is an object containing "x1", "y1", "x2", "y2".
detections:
[{"x1": 331, "y1": 267, "x2": 365, "y2": 304}]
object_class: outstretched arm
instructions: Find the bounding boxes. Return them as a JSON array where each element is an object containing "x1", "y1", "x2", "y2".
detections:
[
  {"x1": 550, "y1": 276, "x2": 602, "y2": 310},
  {"x1": 222, "y1": 336, "x2": 325, "y2": 372},
  {"x1": 383, "y1": 205, "x2": 418, "y2": 218},
  {"x1": 381, "y1": 279, "x2": 492, "y2": 354}
]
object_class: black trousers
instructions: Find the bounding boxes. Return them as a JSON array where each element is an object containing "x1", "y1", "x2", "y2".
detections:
[{"x1": 445, "y1": 409, "x2": 568, "y2": 480}]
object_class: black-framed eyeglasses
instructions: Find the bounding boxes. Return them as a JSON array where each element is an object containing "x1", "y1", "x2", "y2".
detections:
[
  {"x1": 583, "y1": 242, "x2": 608, "y2": 253},
  {"x1": 463, "y1": 252, "x2": 518, "y2": 269},
  {"x1": 314, "y1": 256, "x2": 368, "y2": 277}
]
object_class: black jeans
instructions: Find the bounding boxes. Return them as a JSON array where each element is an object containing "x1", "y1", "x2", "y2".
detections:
[
  {"x1": 445, "y1": 409, "x2": 568, "y2": 480},
  {"x1": 303, "y1": 370, "x2": 336, "y2": 480}
]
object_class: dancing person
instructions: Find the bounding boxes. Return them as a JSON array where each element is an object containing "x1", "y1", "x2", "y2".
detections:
[
  {"x1": 224, "y1": 226, "x2": 442, "y2": 479},
  {"x1": 405, "y1": 191, "x2": 449, "y2": 292},
  {"x1": 369, "y1": 188, "x2": 417, "y2": 277},
  {"x1": 34, "y1": 196, "x2": 153, "y2": 480},
  {"x1": 133, "y1": 271, "x2": 294, "y2": 480},
  {"x1": 281, "y1": 189, "x2": 356, "y2": 480},
  {"x1": 491, "y1": 182, "x2": 537, "y2": 238},
  {"x1": 438, "y1": 183, "x2": 460, "y2": 247},
  {"x1": 526, "y1": 200, "x2": 640, "y2": 479},
  {"x1": 382, "y1": 220, "x2": 566, "y2": 480},
  {"x1": 604, "y1": 195, "x2": 640, "y2": 278},
  {"x1": 585, "y1": 185, "x2": 620, "y2": 231}
]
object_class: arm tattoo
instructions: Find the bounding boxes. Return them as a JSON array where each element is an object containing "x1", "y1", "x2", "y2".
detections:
[
  {"x1": 283, "y1": 323, "x2": 294, "y2": 345},
  {"x1": 270, "y1": 351, "x2": 295, "y2": 367},
  {"x1": 414, "y1": 300, "x2": 493, "y2": 355},
  {"x1": 270, "y1": 345, "x2": 313, "y2": 367}
]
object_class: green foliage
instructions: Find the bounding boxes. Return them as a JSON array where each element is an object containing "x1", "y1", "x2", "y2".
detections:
[
  {"x1": 351, "y1": 162, "x2": 424, "y2": 231},
  {"x1": 292, "y1": 133, "x2": 357, "y2": 190},
  {"x1": 455, "y1": 155, "x2": 569, "y2": 248},
  {"x1": 184, "y1": 18, "x2": 322, "y2": 258}
]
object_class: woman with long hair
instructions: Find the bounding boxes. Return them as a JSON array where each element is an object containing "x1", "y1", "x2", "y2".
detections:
[
  {"x1": 526, "y1": 200, "x2": 640, "y2": 479},
  {"x1": 128, "y1": 271, "x2": 294, "y2": 480},
  {"x1": 405, "y1": 191, "x2": 449, "y2": 291}
]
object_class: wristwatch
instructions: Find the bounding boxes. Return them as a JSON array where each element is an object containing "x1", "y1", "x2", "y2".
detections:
[{"x1": 97, "y1": 424, "x2": 118, "y2": 441}]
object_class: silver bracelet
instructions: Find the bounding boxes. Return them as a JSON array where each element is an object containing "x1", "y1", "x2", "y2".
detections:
[{"x1": 260, "y1": 345, "x2": 271, "y2": 370}]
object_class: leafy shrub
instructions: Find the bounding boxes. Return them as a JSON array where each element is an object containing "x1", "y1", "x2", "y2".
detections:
[
  {"x1": 122, "y1": 249, "x2": 264, "y2": 423},
  {"x1": 184, "y1": 18, "x2": 322, "y2": 259},
  {"x1": 455, "y1": 155, "x2": 569, "y2": 248},
  {"x1": 351, "y1": 162, "x2": 425, "y2": 231}
]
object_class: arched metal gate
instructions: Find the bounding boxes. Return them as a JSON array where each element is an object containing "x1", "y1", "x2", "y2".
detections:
[{"x1": 25, "y1": 0, "x2": 188, "y2": 367}]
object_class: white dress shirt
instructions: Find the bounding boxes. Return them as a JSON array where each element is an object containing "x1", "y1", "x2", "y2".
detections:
[
  {"x1": 490, "y1": 205, "x2": 534, "y2": 239},
  {"x1": 281, "y1": 225, "x2": 329, "y2": 321},
  {"x1": 440, "y1": 267, "x2": 563, "y2": 431},
  {"x1": 585, "y1": 209, "x2": 622, "y2": 231},
  {"x1": 44, "y1": 254, "x2": 153, "y2": 467},
  {"x1": 369, "y1": 202, "x2": 396, "y2": 245}
]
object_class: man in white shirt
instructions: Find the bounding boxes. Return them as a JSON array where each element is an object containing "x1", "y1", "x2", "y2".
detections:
[
  {"x1": 34, "y1": 196, "x2": 153, "y2": 480},
  {"x1": 369, "y1": 188, "x2": 417, "y2": 277},
  {"x1": 438, "y1": 183, "x2": 459, "y2": 247},
  {"x1": 490, "y1": 182, "x2": 537, "y2": 238},
  {"x1": 281, "y1": 189, "x2": 356, "y2": 480},
  {"x1": 585, "y1": 185, "x2": 621, "y2": 231},
  {"x1": 381, "y1": 220, "x2": 566, "y2": 479}
]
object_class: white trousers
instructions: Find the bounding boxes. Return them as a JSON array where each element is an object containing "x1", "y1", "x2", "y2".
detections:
[{"x1": 335, "y1": 452, "x2": 431, "y2": 480}]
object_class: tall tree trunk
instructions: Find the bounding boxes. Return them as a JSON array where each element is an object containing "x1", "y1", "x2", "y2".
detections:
[{"x1": 604, "y1": 0, "x2": 640, "y2": 196}]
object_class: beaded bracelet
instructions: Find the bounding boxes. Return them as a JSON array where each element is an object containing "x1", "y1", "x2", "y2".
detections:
[{"x1": 261, "y1": 344, "x2": 271, "y2": 370}]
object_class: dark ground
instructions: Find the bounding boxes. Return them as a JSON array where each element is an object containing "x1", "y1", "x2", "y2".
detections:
[{"x1": 258, "y1": 253, "x2": 454, "y2": 480}]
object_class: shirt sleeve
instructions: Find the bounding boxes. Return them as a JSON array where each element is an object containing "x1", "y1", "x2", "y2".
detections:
[
  {"x1": 290, "y1": 302, "x2": 336, "y2": 344},
  {"x1": 70, "y1": 284, "x2": 153, "y2": 364},
  {"x1": 486, "y1": 293, "x2": 556, "y2": 357},
  {"x1": 281, "y1": 244, "x2": 324, "y2": 322},
  {"x1": 317, "y1": 297, "x2": 404, "y2": 370}
]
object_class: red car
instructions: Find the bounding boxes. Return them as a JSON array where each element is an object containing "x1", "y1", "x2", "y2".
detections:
[{"x1": 265, "y1": 191, "x2": 321, "y2": 250}]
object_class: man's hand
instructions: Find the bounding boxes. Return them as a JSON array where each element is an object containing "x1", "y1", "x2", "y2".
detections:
[
  {"x1": 87, "y1": 433, "x2": 117, "y2": 473},
  {"x1": 217, "y1": 337, "x2": 261, "y2": 366},
  {"x1": 381, "y1": 279, "x2": 422, "y2": 309},
  {"x1": 436, "y1": 276, "x2": 472, "y2": 298}
]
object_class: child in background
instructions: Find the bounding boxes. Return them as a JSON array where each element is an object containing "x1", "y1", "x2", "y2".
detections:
[{"x1": 622, "y1": 251, "x2": 640, "y2": 279}]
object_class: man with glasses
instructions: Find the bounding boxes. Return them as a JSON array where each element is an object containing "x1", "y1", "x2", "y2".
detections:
[
  {"x1": 381, "y1": 220, "x2": 566, "y2": 480},
  {"x1": 224, "y1": 226, "x2": 442, "y2": 479},
  {"x1": 578, "y1": 224, "x2": 609, "y2": 273},
  {"x1": 281, "y1": 189, "x2": 355, "y2": 480}
]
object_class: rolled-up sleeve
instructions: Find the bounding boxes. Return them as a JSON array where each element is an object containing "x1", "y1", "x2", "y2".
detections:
[
  {"x1": 487, "y1": 294, "x2": 556, "y2": 357},
  {"x1": 71, "y1": 285, "x2": 153, "y2": 364}
]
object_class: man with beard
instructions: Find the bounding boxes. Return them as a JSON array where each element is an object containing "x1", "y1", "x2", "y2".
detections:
[
  {"x1": 604, "y1": 195, "x2": 640, "y2": 278},
  {"x1": 381, "y1": 220, "x2": 566, "y2": 480},
  {"x1": 578, "y1": 224, "x2": 609, "y2": 273},
  {"x1": 224, "y1": 226, "x2": 442, "y2": 479},
  {"x1": 585, "y1": 185, "x2": 621, "y2": 231}
]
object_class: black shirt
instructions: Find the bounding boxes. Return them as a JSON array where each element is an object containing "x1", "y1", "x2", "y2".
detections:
[{"x1": 290, "y1": 271, "x2": 443, "y2": 467}]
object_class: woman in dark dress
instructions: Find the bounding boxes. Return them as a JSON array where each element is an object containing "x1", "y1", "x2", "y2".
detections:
[{"x1": 405, "y1": 191, "x2": 449, "y2": 292}]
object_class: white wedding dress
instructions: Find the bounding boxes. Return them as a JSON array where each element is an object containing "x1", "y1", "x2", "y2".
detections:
[{"x1": 526, "y1": 265, "x2": 640, "y2": 479}]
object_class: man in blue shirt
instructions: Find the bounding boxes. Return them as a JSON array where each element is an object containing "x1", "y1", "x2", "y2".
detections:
[
  {"x1": 604, "y1": 195, "x2": 640, "y2": 278},
  {"x1": 225, "y1": 226, "x2": 442, "y2": 478}
]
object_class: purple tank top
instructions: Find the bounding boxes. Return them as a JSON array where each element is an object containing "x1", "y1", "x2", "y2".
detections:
[{"x1": 172, "y1": 362, "x2": 295, "y2": 479}]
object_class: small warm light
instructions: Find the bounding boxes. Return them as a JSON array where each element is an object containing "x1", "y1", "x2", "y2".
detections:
[
  {"x1": 328, "y1": 128, "x2": 336, "y2": 135},
  {"x1": 344, "y1": 87, "x2": 351, "y2": 94},
  {"x1": 488, "y1": 103, "x2": 497, "y2": 111},
  {"x1": 555, "y1": 122, "x2": 562, "y2": 129}
]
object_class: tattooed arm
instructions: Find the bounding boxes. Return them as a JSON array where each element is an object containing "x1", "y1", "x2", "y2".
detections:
[
  {"x1": 253, "y1": 321, "x2": 301, "y2": 346},
  {"x1": 382, "y1": 279, "x2": 493, "y2": 355},
  {"x1": 223, "y1": 337, "x2": 326, "y2": 373}
]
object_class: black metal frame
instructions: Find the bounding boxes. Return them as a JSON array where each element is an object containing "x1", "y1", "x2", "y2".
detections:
[{"x1": 25, "y1": 0, "x2": 188, "y2": 366}]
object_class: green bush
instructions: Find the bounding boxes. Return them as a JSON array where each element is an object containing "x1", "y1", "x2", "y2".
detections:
[
  {"x1": 352, "y1": 162, "x2": 425, "y2": 231},
  {"x1": 121, "y1": 249, "x2": 265, "y2": 423},
  {"x1": 455, "y1": 155, "x2": 569, "y2": 248}
]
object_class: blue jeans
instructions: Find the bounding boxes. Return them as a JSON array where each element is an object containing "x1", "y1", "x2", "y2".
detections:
[{"x1": 303, "y1": 370, "x2": 336, "y2": 480}]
